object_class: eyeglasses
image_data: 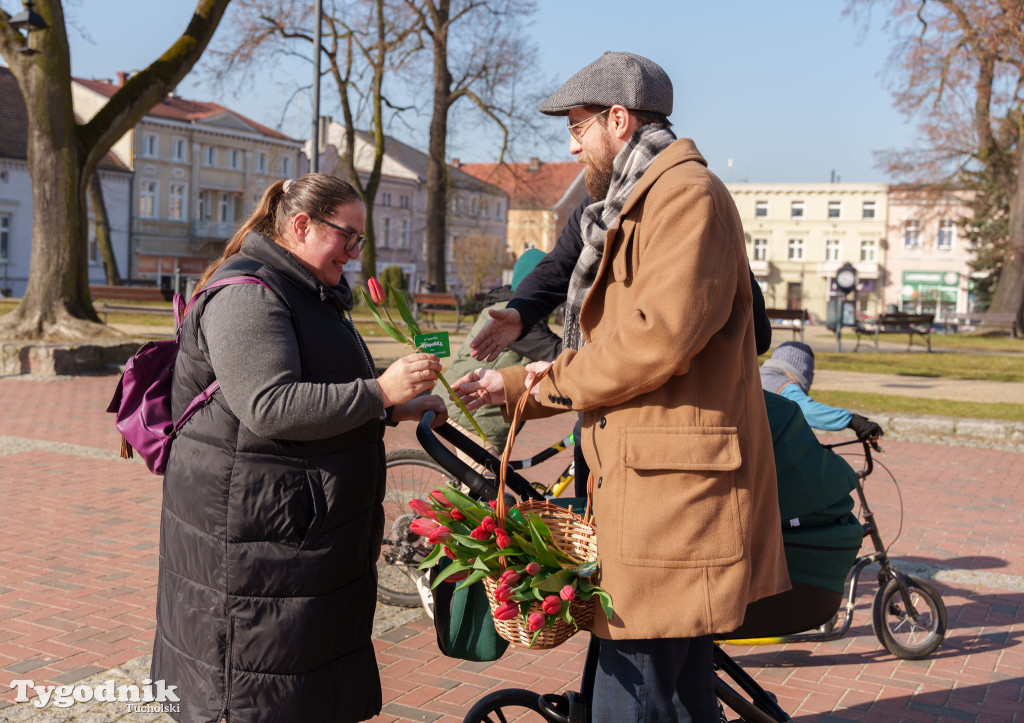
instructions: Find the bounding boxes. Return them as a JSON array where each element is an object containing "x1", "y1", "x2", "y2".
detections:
[
  {"x1": 310, "y1": 215, "x2": 367, "y2": 253},
  {"x1": 567, "y1": 109, "x2": 609, "y2": 143}
]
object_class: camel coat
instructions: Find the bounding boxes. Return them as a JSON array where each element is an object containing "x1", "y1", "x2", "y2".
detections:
[{"x1": 499, "y1": 139, "x2": 789, "y2": 640}]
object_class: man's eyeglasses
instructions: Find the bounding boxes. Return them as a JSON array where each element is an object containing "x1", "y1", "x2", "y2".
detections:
[
  {"x1": 567, "y1": 109, "x2": 609, "y2": 143},
  {"x1": 311, "y1": 215, "x2": 367, "y2": 253}
]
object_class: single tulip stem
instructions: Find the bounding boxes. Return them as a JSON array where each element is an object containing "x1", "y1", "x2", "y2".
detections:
[{"x1": 435, "y1": 371, "x2": 488, "y2": 443}]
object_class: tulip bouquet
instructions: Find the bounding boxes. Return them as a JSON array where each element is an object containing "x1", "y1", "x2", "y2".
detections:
[
  {"x1": 411, "y1": 482, "x2": 613, "y2": 647},
  {"x1": 359, "y1": 277, "x2": 486, "y2": 441}
]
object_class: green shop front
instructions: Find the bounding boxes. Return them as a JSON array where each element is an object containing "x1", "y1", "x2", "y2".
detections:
[{"x1": 899, "y1": 270, "x2": 965, "y2": 318}]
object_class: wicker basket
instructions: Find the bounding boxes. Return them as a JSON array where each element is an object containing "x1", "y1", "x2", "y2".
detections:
[{"x1": 484, "y1": 367, "x2": 600, "y2": 649}]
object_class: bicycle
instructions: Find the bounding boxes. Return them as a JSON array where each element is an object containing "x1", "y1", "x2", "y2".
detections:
[
  {"x1": 415, "y1": 412, "x2": 792, "y2": 723},
  {"x1": 378, "y1": 431, "x2": 576, "y2": 608},
  {"x1": 720, "y1": 439, "x2": 947, "y2": 660}
]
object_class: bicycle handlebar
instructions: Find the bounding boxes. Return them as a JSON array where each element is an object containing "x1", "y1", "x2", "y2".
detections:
[
  {"x1": 825, "y1": 438, "x2": 881, "y2": 478},
  {"x1": 416, "y1": 411, "x2": 544, "y2": 503}
]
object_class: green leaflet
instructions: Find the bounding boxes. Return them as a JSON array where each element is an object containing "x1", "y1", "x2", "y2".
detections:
[
  {"x1": 359, "y1": 289, "x2": 409, "y2": 344},
  {"x1": 417, "y1": 544, "x2": 445, "y2": 571},
  {"x1": 576, "y1": 560, "x2": 598, "y2": 578},
  {"x1": 449, "y1": 533, "x2": 491, "y2": 552},
  {"x1": 511, "y1": 532, "x2": 538, "y2": 557},
  {"x1": 388, "y1": 282, "x2": 422, "y2": 337},
  {"x1": 453, "y1": 568, "x2": 489, "y2": 592},
  {"x1": 430, "y1": 560, "x2": 472, "y2": 589},
  {"x1": 472, "y1": 557, "x2": 494, "y2": 573},
  {"x1": 528, "y1": 518, "x2": 563, "y2": 569},
  {"x1": 533, "y1": 568, "x2": 575, "y2": 592}
]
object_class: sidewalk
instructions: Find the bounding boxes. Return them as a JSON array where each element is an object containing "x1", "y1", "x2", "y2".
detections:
[{"x1": 1, "y1": 373, "x2": 1024, "y2": 721}]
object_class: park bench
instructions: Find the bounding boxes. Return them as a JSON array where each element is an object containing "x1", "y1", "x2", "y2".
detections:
[
  {"x1": 854, "y1": 312, "x2": 935, "y2": 352},
  {"x1": 765, "y1": 308, "x2": 807, "y2": 341},
  {"x1": 89, "y1": 285, "x2": 171, "y2": 303},
  {"x1": 946, "y1": 312, "x2": 1021, "y2": 338},
  {"x1": 94, "y1": 302, "x2": 174, "y2": 325},
  {"x1": 413, "y1": 292, "x2": 463, "y2": 332}
]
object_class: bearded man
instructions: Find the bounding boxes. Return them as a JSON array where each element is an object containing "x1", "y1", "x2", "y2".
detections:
[{"x1": 452, "y1": 52, "x2": 788, "y2": 721}]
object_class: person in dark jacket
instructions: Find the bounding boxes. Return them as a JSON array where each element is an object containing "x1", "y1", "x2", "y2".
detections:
[{"x1": 152, "y1": 174, "x2": 447, "y2": 723}]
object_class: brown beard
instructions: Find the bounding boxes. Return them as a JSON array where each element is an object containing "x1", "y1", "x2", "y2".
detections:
[{"x1": 580, "y1": 128, "x2": 615, "y2": 199}]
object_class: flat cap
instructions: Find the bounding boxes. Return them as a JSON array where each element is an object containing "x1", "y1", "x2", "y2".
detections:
[{"x1": 538, "y1": 51, "x2": 673, "y2": 117}]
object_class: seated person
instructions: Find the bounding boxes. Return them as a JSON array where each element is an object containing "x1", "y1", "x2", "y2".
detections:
[{"x1": 761, "y1": 341, "x2": 883, "y2": 440}]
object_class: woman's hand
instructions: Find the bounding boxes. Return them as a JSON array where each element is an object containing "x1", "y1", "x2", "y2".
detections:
[
  {"x1": 450, "y1": 368, "x2": 507, "y2": 410},
  {"x1": 392, "y1": 394, "x2": 448, "y2": 427},
  {"x1": 524, "y1": 361, "x2": 553, "y2": 402},
  {"x1": 378, "y1": 353, "x2": 442, "y2": 407}
]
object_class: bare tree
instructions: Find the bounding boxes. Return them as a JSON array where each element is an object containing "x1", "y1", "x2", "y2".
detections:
[
  {"x1": 451, "y1": 233, "x2": 511, "y2": 301},
  {"x1": 87, "y1": 172, "x2": 120, "y2": 285},
  {"x1": 404, "y1": 0, "x2": 536, "y2": 291},
  {"x1": 209, "y1": 0, "x2": 418, "y2": 286},
  {"x1": 0, "y1": 0, "x2": 231, "y2": 341},
  {"x1": 847, "y1": 0, "x2": 1024, "y2": 334}
]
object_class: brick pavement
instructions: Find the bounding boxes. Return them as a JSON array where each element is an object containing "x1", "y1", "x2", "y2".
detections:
[{"x1": 1, "y1": 374, "x2": 1024, "y2": 721}]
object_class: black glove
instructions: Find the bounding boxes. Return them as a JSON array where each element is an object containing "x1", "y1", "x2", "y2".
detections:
[{"x1": 848, "y1": 413, "x2": 883, "y2": 441}]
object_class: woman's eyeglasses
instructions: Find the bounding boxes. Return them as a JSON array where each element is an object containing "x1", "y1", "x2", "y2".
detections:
[{"x1": 311, "y1": 215, "x2": 367, "y2": 253}]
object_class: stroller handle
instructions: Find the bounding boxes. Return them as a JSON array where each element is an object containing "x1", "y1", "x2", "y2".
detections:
[{"x1": 416, "y1": 411, "x2": 544, "y2": 503}]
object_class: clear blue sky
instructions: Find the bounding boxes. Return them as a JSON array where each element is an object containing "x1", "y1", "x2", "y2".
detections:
[{"x1": 21, "y1": 0, "x2": 916, "y2": 183}]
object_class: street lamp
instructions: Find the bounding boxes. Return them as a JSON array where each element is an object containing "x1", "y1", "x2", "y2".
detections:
[
  {"x1": 9, "y1": 0, "x2": 49, "y2": 56},
  {"x1": 310, "y1": 0, "x2": 322, "y2": 173},
  {"x1": 834, "y1": 262, "x2": 858, "y2": 352}
]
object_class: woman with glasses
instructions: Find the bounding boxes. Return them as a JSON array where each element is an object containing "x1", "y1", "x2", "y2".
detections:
[{"x1": 152, "y1": 174, "x2": 447, "y2": 723}]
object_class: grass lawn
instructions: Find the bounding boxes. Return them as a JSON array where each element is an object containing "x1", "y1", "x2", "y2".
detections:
[
  {"x1": 815, "y1": 389, "x2": 1024, "y2": 422},
  {"x1": 836, "y1": 327, "x2": 1022, "y2": 353},
  {"x1": 815, "y1": 351, "x2": 1024, "y2": 383}
]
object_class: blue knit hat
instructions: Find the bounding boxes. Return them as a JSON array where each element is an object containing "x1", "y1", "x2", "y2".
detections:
[
  {"x1": 768, "y1": 341, "x2": 815, "y2": 392},
  {"x1": 511, "y1": 249, "x2": 545, "y2": 291}
]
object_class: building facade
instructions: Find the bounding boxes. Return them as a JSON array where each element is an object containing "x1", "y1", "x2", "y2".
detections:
[
  {"x1": 0, "y1": 67, "x2": 131, "y2": 298},
  {"x1": 728, "y1": 183, "x2": 889, "y2": 319},
  {"x1": 72, "y1": 74, "x2": 303, "y2": 290},
  {"x1": 884, "y1": 185, "x2": 974, "y2": 320},
  {"x1": 307, "y1": 121, "x2": 508, "y2": 294},
  {"x1": 455, "y1": 159, "x2": 585, "y2": 257}
]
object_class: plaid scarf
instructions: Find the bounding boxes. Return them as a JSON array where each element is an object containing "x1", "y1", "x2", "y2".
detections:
[{"x1": 562, "y1": 125, "x2": 676, "y2": 350}]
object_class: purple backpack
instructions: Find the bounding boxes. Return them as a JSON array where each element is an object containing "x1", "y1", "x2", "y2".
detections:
[{"x1": 106, "y1": 276, "x2": 270, "y2": 474}]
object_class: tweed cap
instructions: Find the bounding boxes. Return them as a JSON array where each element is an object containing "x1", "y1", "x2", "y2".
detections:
[
  {"x1": 769, "y1": 341, "x2": 815, "y2": 392},
  {"x1": 538, "y1": 51, "x2": 673, "y2": 117}
]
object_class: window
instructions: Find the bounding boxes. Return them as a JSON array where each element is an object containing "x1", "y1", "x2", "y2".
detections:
[
  {"x1": 168, "y1": 183, "x2": 186, "y2": 221},
  {"x1": 399, "y1": 219, "x2": 409, "y2": 249},
  {"x1": 172, "y1": 137, "x2": 187, "y2": 163},
  {"x1": 755, "y1": 200, "x2": 768, "y2": 218},
  {"x1": 825, "y1": 238, "x2": 841, "y2": 261},
  {"x1": 204, "y1": 146, "x2": 217, "y2": 167},
  {"x1": 381, "y1": 218, "x2": 390, "y2": 248},
  {"x1": 860, "y1": 239, "x2": 876, "y2": 262},
  {"x1": 256, "y1": 152, "x2": 267, "y2": 174},
  {"x1": 0, "y1": 214, "x2": 10, "y2": 260},
  {"x1": 938, "y1": 219, "x2": 955, "y2": 250},
  {"x1": 862, "y1": 201, "x2": 876, "y2": 219},
  {"x1": 197, "y1": 190, "x2": 209, "y2": 220},
  {"x1": 142, "y1": 132, "x2": 158, "y2": 158},
  {"x1": 787, "y1": 238, "x2": 804, "y2": 260},
  {"x1": 279, "y1": 156, "x2": 291, "y2": 176},
  {"x1": 399, "y1": 195, "x2": 410, "y2": 209},
  {"x1": 381, "y1": 193, "x2": 391, "y2": 207},
  {"x1": 471, "y1": 198, "x2": 478, "y2": 217},
  {"x1": 88, "y1": 230, "x2": 99, "y2": 265},
  {"x1": 139, "y1": 181, "x2": 157, "y2": 218},
  {"x1": 790, "y1": 201, "x2": 804, "y2": 218},
  {"x1": 903, "y1": 219, "x2": 921, "y2": 249},
  {"x1": 752, "y1": 238, "x2": 768, "y2": 261},
  {"x1": 828, "y1": 201, "x2": 841, "y2": 219},
  {"x1": 218, "y1": 193, "x2": 230, "y2": 222},
  {"x1": 495, "y1": 202, "x2": 502, "y2": 219},
  {"x1": 228, "y1": 149, "x2": 241, "y2": 170},
  {"x1": 455, "y1": 197, "x2": 462, "y2": 215},
  {"x1": 483, "y1": 202, "x2": 489, "y2": 217}
]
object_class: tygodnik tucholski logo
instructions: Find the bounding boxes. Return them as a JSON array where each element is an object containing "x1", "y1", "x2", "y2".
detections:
[{"x1": 10, "y1": 678, "x2": 180, "y2": 712}]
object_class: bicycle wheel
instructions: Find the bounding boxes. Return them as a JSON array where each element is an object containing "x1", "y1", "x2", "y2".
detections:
[
  {"x1": 462, "y1": 688, "x2": 549, "y2": 722},
  {"x1": 871, "y1": 574, "x2": 946, "y2": 659},
  {"x1": 378, "y1": 450, "x2": 456, "y2": 608}
]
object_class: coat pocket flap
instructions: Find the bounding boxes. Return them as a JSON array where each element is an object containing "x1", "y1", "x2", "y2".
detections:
[{"x1": 623, "y1": 427, "x2": 741, "y2": 471}]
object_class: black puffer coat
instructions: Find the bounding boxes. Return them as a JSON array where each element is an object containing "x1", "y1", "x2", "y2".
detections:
[{"x1": 152, "y1": 235, "x2": 384, "y2": 723}]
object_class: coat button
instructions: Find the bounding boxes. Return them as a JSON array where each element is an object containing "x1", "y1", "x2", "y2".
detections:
[
  {"x1": 596, "y1": 476, "x2": 603, "y2": 488},
  {"x1": 548, "y1": 394, "x2": 557, "y2": 403},
  {"x1": 599, "y1": 417, "x2": 607, "y2": 428}
]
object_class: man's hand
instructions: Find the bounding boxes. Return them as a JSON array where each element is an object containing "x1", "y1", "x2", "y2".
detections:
[
  {"x1": 524, "y1": 360, "x2": 553, "y2": 402},
  {"x1": 450, "y1": 368, "x2": 507, "y2": 410},
  {"x1": 469, "y1": 308, "x2": 524, "y2": 362},
  {"x1": 847, "y1": 413, "x2": 883, "y2": 441},
  {"x1": 392, "y1": 395, "x2": 448, "y2": 427}
]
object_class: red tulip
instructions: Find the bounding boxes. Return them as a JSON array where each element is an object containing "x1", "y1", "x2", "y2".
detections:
[
  {"x1": 368, "y1": 277, "x2": 386, "y2": 305},
  {"x1": 444, "y1": 546, "x2": 456, "y2": 559},
  {"x1": 500, "y1": 569, "x2": 521, "y2": 586},
  {"x1": 527, "y1": 612, "x2": 546, "y2": 631},
  {"x1": 409, "y1": 517, "x2": 439, "y2": 537},
  {"x1": 494, "y1": 601, "x2": 519, "y2": 620},
  {"x1": 494, "y1": 529, "x2": 511, "y2": 549},
  {"x1": 430, "y1": 490, "x2": 453, "y2": 507},
  {"x1": 470, "y1": 526, "x2": 490, "y2": 541},
  {"x1": 525, "y1": 562, "x2": 541, "y2": 575},
  {"x1": 427, "y1": 525, "x2": 451, "y2": 544},
  {"x1": 542, "y1": 595, "x2": 562, "y2": 615},
  {"x1": 493, "y1": 584, "x2": 512, "y2": 602},
  {"x1": 408, "y1": 498, "x2": 438, "y2": 521},
  {"x1": 559, "y1": 585, "x2": 576, "y2": 602},
  {"x1": 480, "y1": 516, "x2": 497, "y2": 532},
  {"x1": 447, "y1": 569, "x2": 469, "y2": 582},
  {"x1": 489, "y1": 500, "x2": 498, "y2": 510},
  {"x1": 450, "y1": 508, "x2": 465, "y2": 521}
]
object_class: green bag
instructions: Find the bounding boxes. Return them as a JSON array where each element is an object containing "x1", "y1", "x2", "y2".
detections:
[{"x1": 431, "y1": 557, "x2": 509, "y2": 662}]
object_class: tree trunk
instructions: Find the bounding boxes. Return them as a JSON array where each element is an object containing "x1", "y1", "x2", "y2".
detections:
[
  {"x1": 423, "y1": 0, "x2": 452, "y2": 292},
  {"x1": 88, "y1": 172, "x2": 121, "y2": 286},
  {"x1": 987, "y1": 142, "x2": 1024, "y2": 337}
]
